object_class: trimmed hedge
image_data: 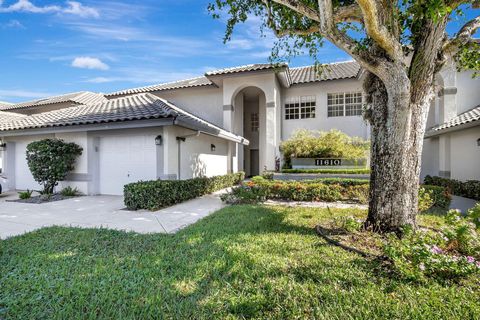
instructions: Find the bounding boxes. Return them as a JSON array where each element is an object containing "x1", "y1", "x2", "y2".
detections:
[
  {"x1": 124, "y1": 172, "x2": 245, "y2": 211},
  {"x1": 281, "y1": 168, "x2": 370, "y2": 174},
  {"x1": 236, "y1": 177, "x2": 451, "y2": 209},
  {"x1": 424, "y1": 175, "x2": 480, "y2": 201}
]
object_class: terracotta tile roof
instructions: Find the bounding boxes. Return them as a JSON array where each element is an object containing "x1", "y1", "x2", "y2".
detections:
[
  {"x1": 427, "y1": 105, "x2": 480, "y2": 134},
  {"x1": 0, "y1": 93, "x2": 247, "y2": 144},
  {"x1": 106, "y1": 62, "x2": 362, "y2": 98},
  {"x1": 290, "y1": 61, "x2": 361, "y2": 84},
  {"x1": 0, "y1": 111, "x2": 27, "y2": 124},
  {"x1": 105, "y1": 76, "x2": 214, "y2": 97},
  {"x1": 0, "y1": 91, "x2": 108, "y2": 111},
  {"x1": 205, "y1": 63, "x2": 287, "y2": 76}
]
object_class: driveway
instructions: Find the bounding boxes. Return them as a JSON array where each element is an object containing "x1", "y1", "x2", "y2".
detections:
[{"x1": 0, "y1": 190, "x2": 227, "y2": 239}]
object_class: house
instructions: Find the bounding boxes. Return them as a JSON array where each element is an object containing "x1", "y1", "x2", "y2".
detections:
[{"x1": 0, "y1": 60, "x2": 478, "y2": 195}]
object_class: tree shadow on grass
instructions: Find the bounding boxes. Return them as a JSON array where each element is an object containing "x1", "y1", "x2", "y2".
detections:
[{"x1": 0, "y1": 205, "x2": 464, "y2": 319}]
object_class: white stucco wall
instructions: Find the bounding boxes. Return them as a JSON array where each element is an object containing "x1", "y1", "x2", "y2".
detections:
[
  {"x1": 456, "y1": 70, "x2": 480, "y2": 114},
  {"x1": 449, "y1": 126, "x2": 480, "y2": 181},
  {"x1": 421, "y1": 137, "x2": 440, "y2": 180},
  {"x1": 164, "y1": 126, "x2": 229, "y2": 180},
  {"x1": 281, "y1": 79, "x2": 369, "y2": 140},
  {"x1": 153, "y1": 86, "x2": 224, "y2": 127}
]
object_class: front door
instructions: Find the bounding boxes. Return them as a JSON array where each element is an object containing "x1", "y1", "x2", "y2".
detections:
[{"x1": 250, "y1": 149, "x2": 259, "y2": 176}]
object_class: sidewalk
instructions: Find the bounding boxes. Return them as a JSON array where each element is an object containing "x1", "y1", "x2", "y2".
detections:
[{"x1": 0, "y1": 189, "x2": 228, "y2": 239}]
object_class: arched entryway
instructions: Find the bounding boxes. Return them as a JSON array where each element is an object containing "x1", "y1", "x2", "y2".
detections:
[{"x1": 232, "y1": 86, "x2": 266, "y2": 177}]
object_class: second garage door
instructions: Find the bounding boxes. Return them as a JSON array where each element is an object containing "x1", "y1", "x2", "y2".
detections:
[{"x1": 99, "y1": 134, "x2": 157, "y2": 195}]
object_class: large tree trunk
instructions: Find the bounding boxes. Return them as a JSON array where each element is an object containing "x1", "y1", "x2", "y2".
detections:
[{"x1": 364, "y1": 72, "x2": 432, "y2": 233}]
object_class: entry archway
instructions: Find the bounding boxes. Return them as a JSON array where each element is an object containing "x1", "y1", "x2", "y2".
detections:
[{"x1": 232, "y1": 86, "x2": 266, "y2": 176}]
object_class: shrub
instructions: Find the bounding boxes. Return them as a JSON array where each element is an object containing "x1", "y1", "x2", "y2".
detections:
[
  {"x1": 220, "y1": 183, "x2": 267, "y2": 204},
  {"x1": 260, "y1": 171, "x2": 274, "y2": 180},
  {"x1": 421, "y1": 185, "x2": 452, "y2": 209},
  {"x1": 424, "y1": 175, "x2": 480, "y2": 201},
  {"x1": 281, "y1": 168, "x2": 370, "y2": 174},
  {"x1": 18, "y1": 190, "x2": 33, "y2": 200},
  {"x1": 124, "y1": 172, "x2": 245, "y2": 211},
  {"x1": 221, "y1": 177, "x2": 450, "y2": 209},
  {"x1": 26, "y1": 139, "x2": 83, "y2": 194},
  {"x1": 280, "y1": 129, "x2": 370, "y2": 168},
  {"x1": 60, "y1": 186, "x2": 80, "y2": 197}
]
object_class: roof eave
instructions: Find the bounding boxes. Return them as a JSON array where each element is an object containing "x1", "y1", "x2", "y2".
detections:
[{"x1": 425, "y1": 120, "x2": 480, "y2": 138}]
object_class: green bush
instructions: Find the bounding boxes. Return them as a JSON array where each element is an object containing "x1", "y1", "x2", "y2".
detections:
[
  {"x1": 60, "y1": 186, "x2": 80, "y2": 197},
  {"x1": 18, "y1": 190, "x2": 33, "y2": 200},
  {"x1": 424, "y1": 175, "x2": 480, "y2": 201},
  {"x1": 221, "y1": 177, "x2": 451, "y2": 209},
  {"x1": 421, "y1": 185, "x2": 452, "y2": 209},
  {"x1": 26, "y1": 139, "x2": 83, "y2": 194},
  {"x1": 280, "y1": 129, "x2": 370, "y2": 168},
  {"x1": 281, "y1": 168, "x2": 370, "y2": 174},
  {"x1": 124, "y1": 172, "x2": 245, "y2": 211}
]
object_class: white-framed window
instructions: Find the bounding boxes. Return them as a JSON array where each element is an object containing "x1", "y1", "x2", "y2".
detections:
[
  {"x1": 285, "y1": 96, "x2": 316, "y2": 120},
  {"x1": 327, "y1": 92, "x2": 363, "y2": 117},
  {"x1": 251, "y1": 112, "x2": 259, "y2": 132}
]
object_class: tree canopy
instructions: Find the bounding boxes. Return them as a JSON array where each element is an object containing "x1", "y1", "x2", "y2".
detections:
[{"x1": 209, "y1": 1, "x2": 479, "y2": 79}]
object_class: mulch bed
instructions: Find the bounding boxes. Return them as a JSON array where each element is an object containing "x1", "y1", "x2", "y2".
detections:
[{"x1": 7, "y1": 194, "x2": 79, "y2": 204}]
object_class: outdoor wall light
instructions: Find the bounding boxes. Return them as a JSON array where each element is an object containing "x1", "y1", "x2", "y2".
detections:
[
  {"x1": 477, "y1": 138, "x2": 480, "y2": 147},
  {"x1": 155, "y1": 135, "x2": 163, "y2": 146},
  {"x1": 211, "y1": 144, "x2": 216, "y2": 152},
  {"x1": 0, "y1": 141, "x2": 5, "y2": 151}
]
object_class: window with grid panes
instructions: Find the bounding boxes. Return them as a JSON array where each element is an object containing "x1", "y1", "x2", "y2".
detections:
[
  {"x1": 251, "y1": 112, "x2": 259, "y2": 132},
  {"x1": 285, "y1": 96, "x2": 315, "y2": 120},
  {"x1": 327, "y1": 92, "x2": 363, "y2": 117}
]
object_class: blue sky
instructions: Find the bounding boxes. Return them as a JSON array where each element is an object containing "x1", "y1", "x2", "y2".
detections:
[{"x1": 0, "y1": 1, "x2": 478, "y2": 103}]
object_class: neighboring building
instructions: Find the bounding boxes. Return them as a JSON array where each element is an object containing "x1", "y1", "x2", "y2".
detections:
[
  {"x1": 422, "y1": 60, "x2": 480, "y2": 181},
  {"x1": 0, "y1": 60, "x2": 477, "y2": 195}
]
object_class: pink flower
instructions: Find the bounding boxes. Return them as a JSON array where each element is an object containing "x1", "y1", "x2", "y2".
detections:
[
  {"x1": 466, "y1": 256, "x2": 475, "y2": 263},
  {"x1": 430, "y1": 245, "x2": 443, "y2": 254}
]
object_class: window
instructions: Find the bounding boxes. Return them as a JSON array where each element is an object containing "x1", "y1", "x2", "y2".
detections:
[
  {"x1": 327, "y1": 92, "x2": 363, "y2": 117},
  {"x1": 251, "y1": 112, "x2": 259, "y2": 132},
  {"x1": 285, "y1": 96, "x2": 316, "y2": 120}
]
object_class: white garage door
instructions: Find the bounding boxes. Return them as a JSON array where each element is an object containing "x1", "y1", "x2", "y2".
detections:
[
  {"x1": 99, "y1": 134, "x2": 157, "y2": 195},
  {"x1": 15, "y1": 140, "x2": 41, "y2": 191}
]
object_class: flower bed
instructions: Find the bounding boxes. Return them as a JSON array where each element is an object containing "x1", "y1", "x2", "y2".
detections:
[
  {"x1": 221, "y1": 177, "x2": 451, "y2": 210},
  {"x1": 281, "y1": 168, "x2": 370, "y2": 174}
]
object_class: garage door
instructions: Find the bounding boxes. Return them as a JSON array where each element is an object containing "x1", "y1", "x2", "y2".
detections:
[
  {"x1": 99, "y1": 135, "x2": 157, "y2": 195},
  {"x1": 15, "y1": 140, "x2": 42, "y2": 191}
]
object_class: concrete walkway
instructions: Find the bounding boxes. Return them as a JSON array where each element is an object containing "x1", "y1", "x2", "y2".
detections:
[
  {"x1": 450, "y1": 195, "x2": 479, "y2": 213},
  {"x1": 0, "y1": 189, "x2": 228, "y2": 239}
]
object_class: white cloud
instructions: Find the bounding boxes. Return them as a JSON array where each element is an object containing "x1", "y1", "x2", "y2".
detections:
[
  {"x1": 63, "y1": 1, "x2": 99, "y2": 18},
  {"x1": 0, "y1": 0, "x2": 99, "y2": 18},
  {"x1": 71, "y1": 56, "x2": 109, "y2": 70},
  {"x1": 2, "y1": 19, "x2": 24, "y2": 28}
]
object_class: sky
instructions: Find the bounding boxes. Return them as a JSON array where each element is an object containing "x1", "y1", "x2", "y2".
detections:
[{"x1": 0, "y1": 1, "x2": 478, "y2": 103}]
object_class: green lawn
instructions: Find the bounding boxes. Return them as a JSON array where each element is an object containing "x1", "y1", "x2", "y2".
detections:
[{"x1": 1, "y1": 206, "x2": 479, "y2": 319}]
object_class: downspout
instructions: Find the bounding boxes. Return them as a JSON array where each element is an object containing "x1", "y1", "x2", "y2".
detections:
[{"x1": 176, "y1": 131, "x2": 200, "y2": 180}]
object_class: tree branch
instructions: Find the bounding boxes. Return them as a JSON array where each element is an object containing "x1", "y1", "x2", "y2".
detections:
[
  {"x1": 270, "y1": 0, "x2": 320, "y2": 22},
  {"x1": 334, "y1": 3, "x2": 363, "y2": 24},
  {"x1": 444, "y1": 15, "x2": 480, "y2": 54},
  {"x1": 355, "y1": 0, "x2": 403, "y2": 61}
]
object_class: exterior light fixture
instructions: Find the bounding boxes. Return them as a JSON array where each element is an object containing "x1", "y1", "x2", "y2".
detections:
[
  {"x1": 0, "y1": 140, "x2": 5, "y2": 151},
  {"x1": 155, "y1": 135, "x2": 163, "y2": 146},
  {"x1": 477, "y1": 138, "x2": 480, "y2": 147},
  {"x1": 211, "y1": 144, "x2": 216, "y2": 152}
]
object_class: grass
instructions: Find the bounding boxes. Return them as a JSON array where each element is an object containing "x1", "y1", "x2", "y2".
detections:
[{"x1": 1, "y1": 206, "x2": 479, "y2": 319}]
